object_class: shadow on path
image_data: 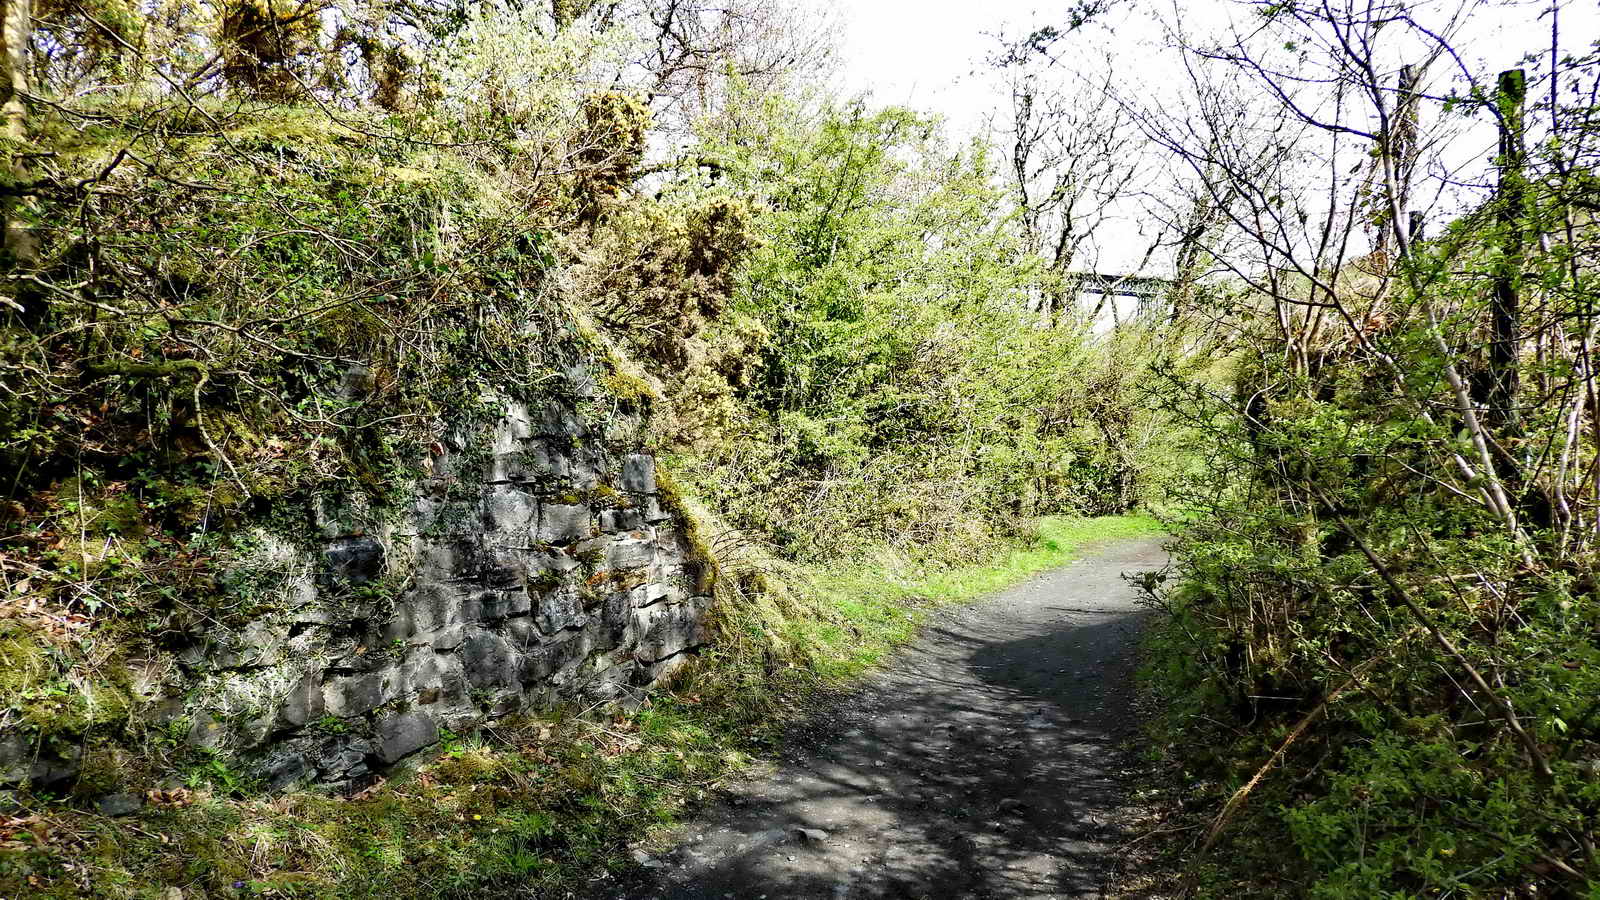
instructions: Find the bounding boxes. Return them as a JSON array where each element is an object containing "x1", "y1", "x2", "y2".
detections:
[{"x1": 619, "y1": 537, "x2": 1168, "y2": 900}]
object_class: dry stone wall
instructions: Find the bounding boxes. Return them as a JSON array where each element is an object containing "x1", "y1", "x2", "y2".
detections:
[{"x1": 167, "y1": 381, "x2": 713, "y2": 792}]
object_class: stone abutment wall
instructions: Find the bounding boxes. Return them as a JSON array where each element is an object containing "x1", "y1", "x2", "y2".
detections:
[{"x1": 0, "y1": 378, "x2": 716, "y2": 794}]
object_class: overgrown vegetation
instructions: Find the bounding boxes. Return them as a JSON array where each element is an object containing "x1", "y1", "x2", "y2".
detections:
[
  {"x1": 1128, "y1": 3, "x2": 1600, "y2": 895},
  {"x1": 0, "y1": 0, "x2": 1172, "y2": 896},
  {"x1": 25, "y1": 0, "x2": 1593, "y2": 895},
  {"x1": 596, "y1": 96, "x2": 1173, "y2": 565}
]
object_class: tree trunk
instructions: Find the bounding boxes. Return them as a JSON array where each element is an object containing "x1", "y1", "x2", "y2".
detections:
[
  {"x1": 1370, "y1": 64, "x2": 1423, "y2": 275},
  {"x1": 1, "y1": 0, "x2": 34, "y2": 267}
]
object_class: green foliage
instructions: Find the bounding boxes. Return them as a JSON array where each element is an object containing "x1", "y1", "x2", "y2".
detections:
[
  {"x1": 0, "y1": 22, "x2": 667, "y2": 801},
  {"x1": 1, "y1": 4, "x2": 1182, "y2": 896},
  {"x1": 184, "y1": 753, "x2": 259, "y2": 796},
  {"x1": 1140, "y1": 162, "x2": 1600, "y2": 892},
  {"x1": 626, "y1": 98, "x2": 1173, "y2": 565}
]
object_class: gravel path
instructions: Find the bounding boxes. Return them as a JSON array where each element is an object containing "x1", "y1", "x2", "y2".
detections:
[{"x1": 623, "y1": 537, "x2": 1169, "y2": 900}]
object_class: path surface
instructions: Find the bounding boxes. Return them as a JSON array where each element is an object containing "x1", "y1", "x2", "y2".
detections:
[{"x1": 622, "y1": 537, "x2": 1169, "y2": 900}]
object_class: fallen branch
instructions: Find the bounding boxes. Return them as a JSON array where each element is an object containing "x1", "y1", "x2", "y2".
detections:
[
  {"x1": 1191, "y1": 652, "x2": 1384, "y2": 860},
  {"x1": 1183, "y1": 621, "x2": 1428, "y2": 896}
]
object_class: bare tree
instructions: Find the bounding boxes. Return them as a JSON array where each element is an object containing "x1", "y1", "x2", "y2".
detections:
[
  {"x1": 1138, "y1": 3, "x2": 1600, "y2": 879},
  {"x1": 623, "y1": 0, "x2": 837, "y2": 137},
  {"x1": 990, "y1": 27, "x2": 1144, "y2": 325},
  {"x1": 1122, "y1": 56, "x2": 1258, "y2": 331},
  {"x1": 1186, "y1": 0, "x2": 1585, "y2": 550}
]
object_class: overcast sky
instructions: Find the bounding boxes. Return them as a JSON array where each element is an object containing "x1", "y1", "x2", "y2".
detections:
[
  {"x1": 810, "y1": 0, "x2": 1593, "y2": 274},
  {"x1": 831, "y1": 1, "x2": 1131, "y2": 137},
  {"x1": 826, "y1": 0, "x2": 1583, "y2": 134},
  {"x1": 822, "y1": 1, "x2": 1183, "y2": 272}
]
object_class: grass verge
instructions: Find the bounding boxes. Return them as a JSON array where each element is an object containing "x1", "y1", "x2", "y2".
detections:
[
  {"x1": 0, "y1": 514, "x2": 1161, "y2": 900},
  {"x1": 788, "y1": 513, "x2": 1164, "y2": 679}
]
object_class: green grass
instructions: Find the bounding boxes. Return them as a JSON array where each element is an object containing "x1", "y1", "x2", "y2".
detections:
[
  {"x1": 0, "y1": 513, "x2": 1161, "y2": 899},
  {"x1": 878, "y1": 512, "x2": 1162, "y2": 603},
  {"x1": 791, "y1": 513, "x2": 1164, "y2": 678}
]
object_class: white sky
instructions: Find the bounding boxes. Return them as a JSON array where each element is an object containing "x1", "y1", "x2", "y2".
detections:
[
  {"x1": 824, "y1": 1, "x2": 1184, "y2": 271},
  {"x1": 829, "y1": 0, "x2": 1168, "y2": 138},
  {"x1": 827, "y1": 0, "x2": 1585, "y2": 136},
  {"x1": 817, "y1": 0, "x2": 1594, "y2": 274}
]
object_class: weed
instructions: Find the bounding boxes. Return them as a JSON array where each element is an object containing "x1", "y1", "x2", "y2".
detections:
[
  {"x1": 313, "y1": 715, "x2": 349, "y2": 735},
  {"x1": 184, "y1": 753, "x2": 258, "y2": 796}
]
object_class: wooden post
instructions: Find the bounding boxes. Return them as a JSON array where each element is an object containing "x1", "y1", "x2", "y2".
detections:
[
  {"x1": 1372, "y1": 63, "x2": 1423, "y2": 271},
  {"x1": 1391, "y1": 64, "x2": 1422, "y2": 245},
  {"x1": 1489, "y1": 68, "x2": 1527, "y2": 436}
]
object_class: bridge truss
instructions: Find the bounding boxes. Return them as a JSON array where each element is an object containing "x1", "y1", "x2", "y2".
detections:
[{"x1": 1071, "y1": 272, "x2": 1177, "y2": 324}]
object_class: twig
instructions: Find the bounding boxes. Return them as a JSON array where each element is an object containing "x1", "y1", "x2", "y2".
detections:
[
  {"x1": 1190, "y1": 652, "x2": 1383, "y2": 861},
  {"x1": 1312, "y1": 487, "x2": 1552, "y2": 780},
  {"x1": 1124, "y1": 822, "x2": 1205, "y2": 847}
]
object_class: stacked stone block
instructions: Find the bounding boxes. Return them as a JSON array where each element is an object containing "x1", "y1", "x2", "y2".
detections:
[{"x1": 183, "y1": 387, "x2": 713, "y2": 791}]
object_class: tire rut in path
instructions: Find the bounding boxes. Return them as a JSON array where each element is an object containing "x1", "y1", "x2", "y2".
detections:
[{"x1": 624, "y1": 537, "x2": 1169, "y2": 900}]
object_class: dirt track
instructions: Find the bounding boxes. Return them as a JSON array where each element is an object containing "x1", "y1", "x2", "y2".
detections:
[{"x1": 618, "y1": 537, "x2": 1169, "y2": 900}]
